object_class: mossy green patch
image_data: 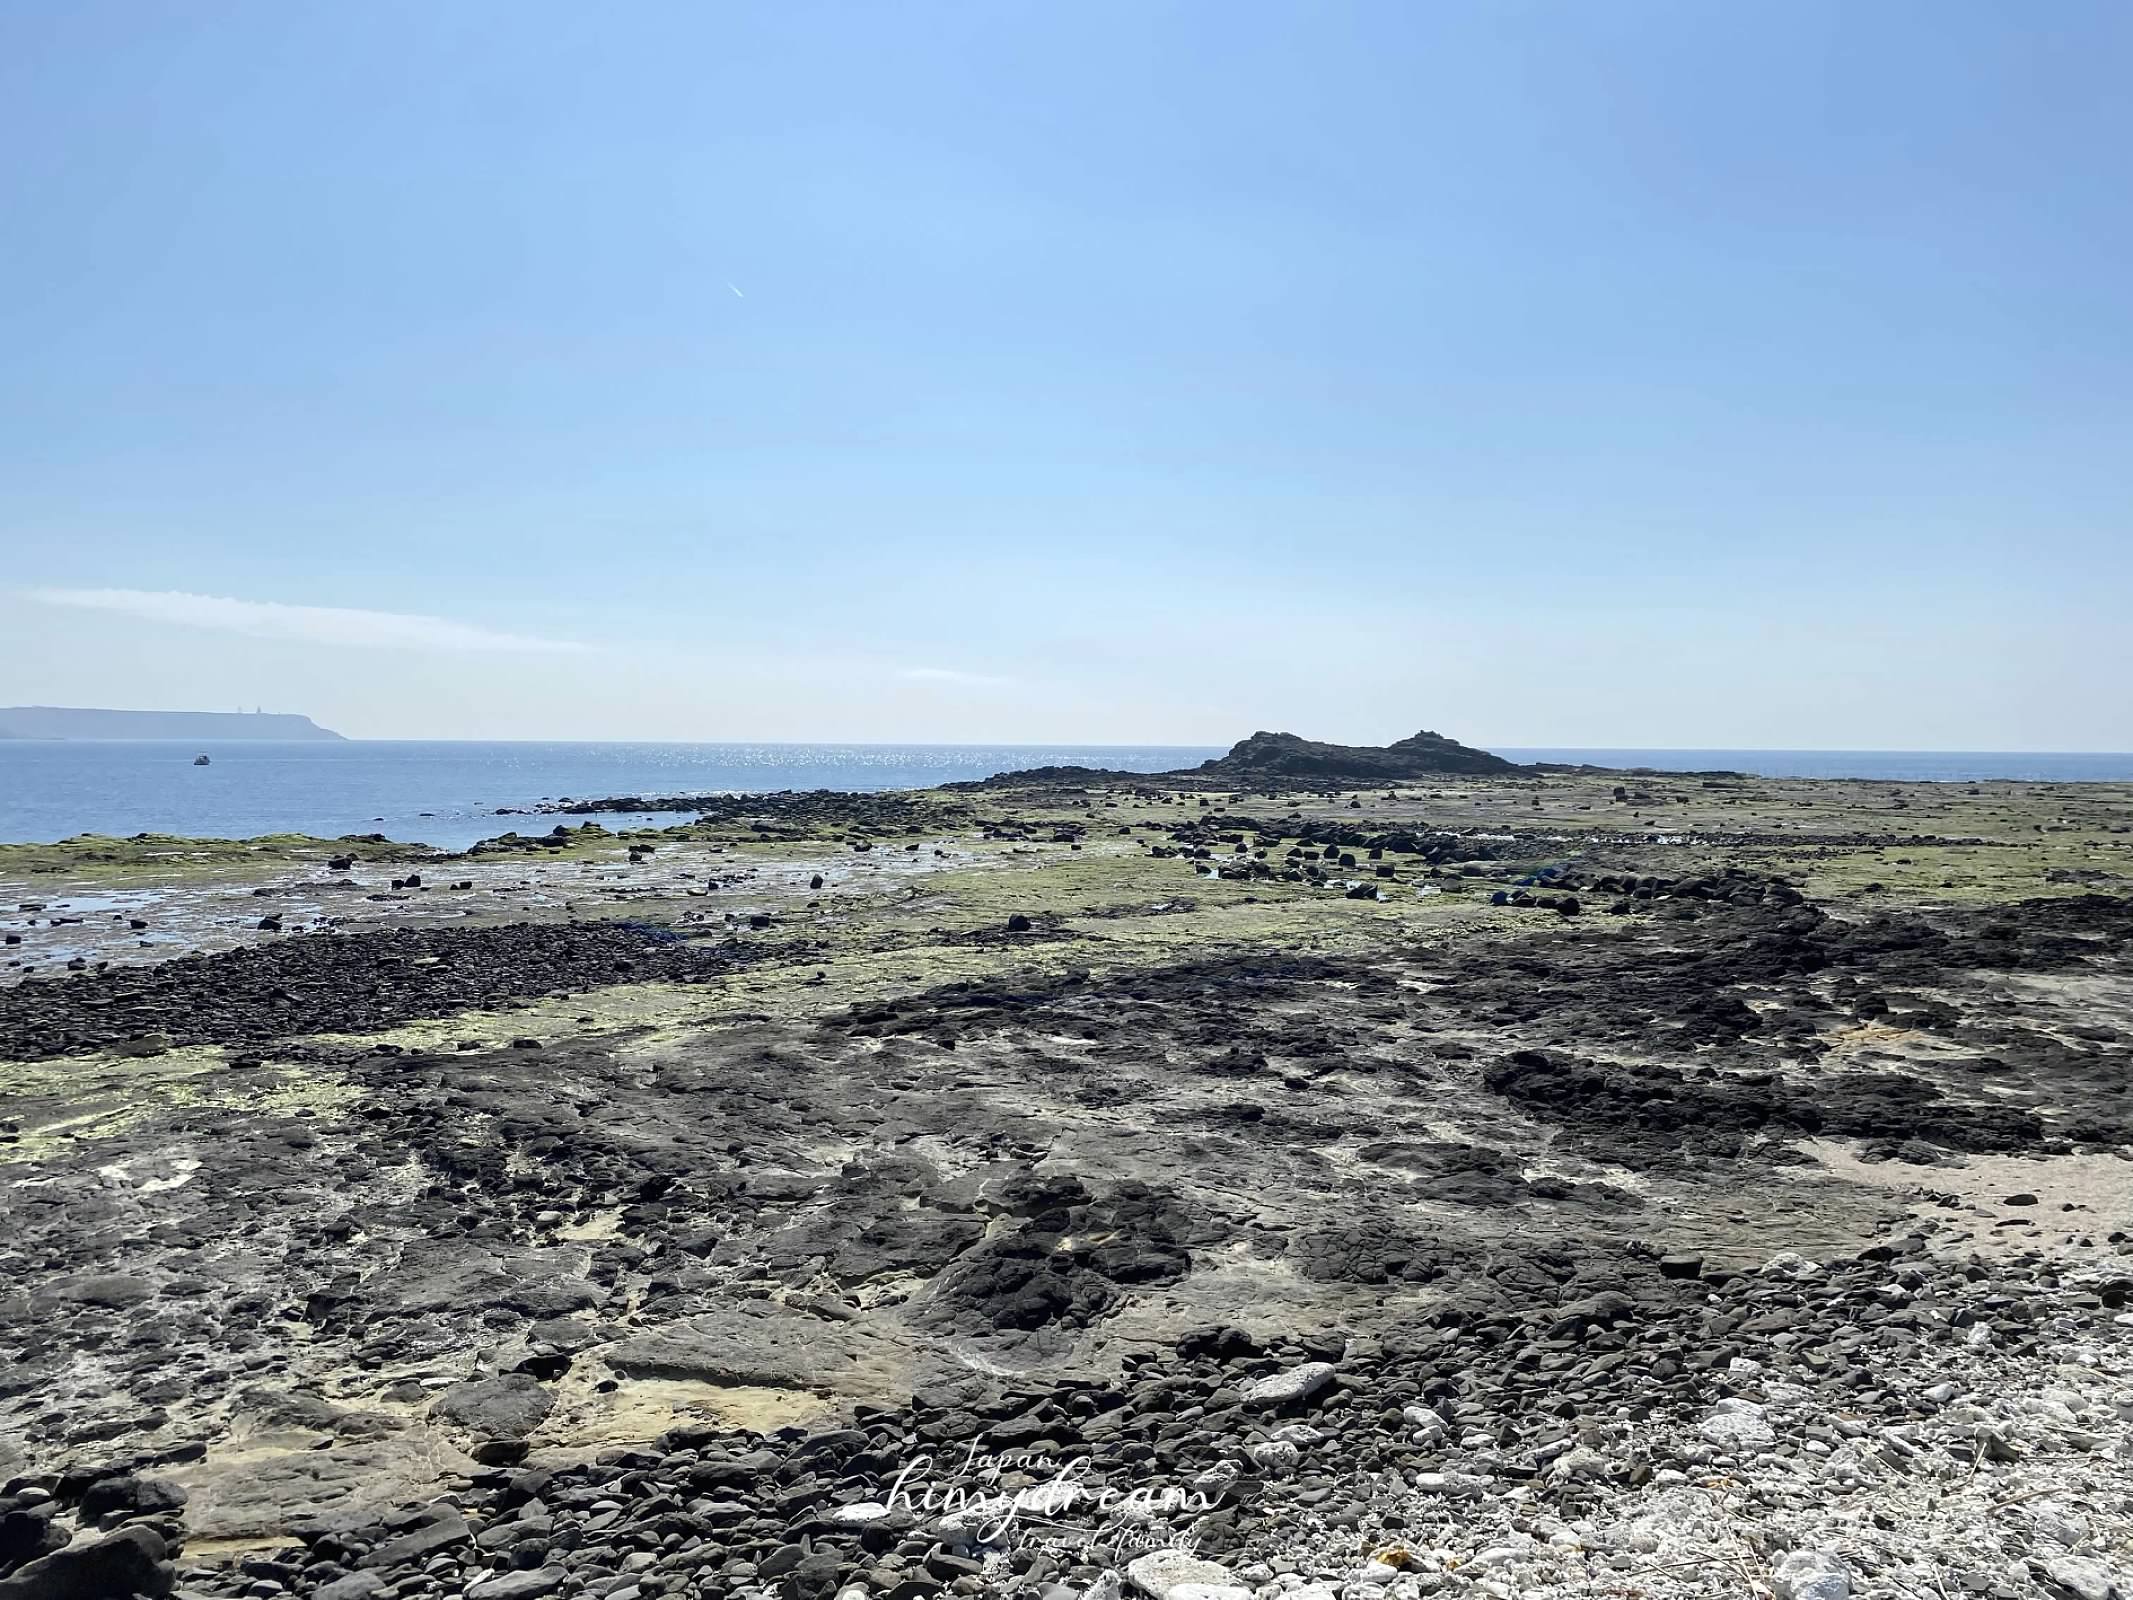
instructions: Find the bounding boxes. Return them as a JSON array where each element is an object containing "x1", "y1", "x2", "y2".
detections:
[
  {"x1": 0, "y1": 1044, "x2": 363, "y2": 1164},
  {"x1": 1780, "y1": 839, "x2": 2132, "y2": 907},
  {"x1": 0, "y1": 831, "x2": 437, "y2": 883}
]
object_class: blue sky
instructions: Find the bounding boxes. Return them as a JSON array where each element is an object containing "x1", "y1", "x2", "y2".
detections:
[{"x1": 2, "y1": 0, "x2": 2127, "y2": 746}]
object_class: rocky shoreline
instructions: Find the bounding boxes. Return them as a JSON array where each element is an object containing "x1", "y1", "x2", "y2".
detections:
[{"x1": 2, "y1": 763, "x2": 2129, "y2": 1599}]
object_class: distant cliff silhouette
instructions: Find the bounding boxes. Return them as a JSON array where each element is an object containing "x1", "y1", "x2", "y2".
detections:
[{"x1": 0, "y1": 706, "x2": 346, "y2": 740}]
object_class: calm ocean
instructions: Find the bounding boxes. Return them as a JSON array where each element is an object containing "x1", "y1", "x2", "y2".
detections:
[
  {"x1": 0, "y1": 741, "x2": 1222, "y2": 849},
  {"x1": 1494, "y1": 749, "x2": 2133, "y2": 783},
  {"x1": 2, "y1": 741, "x2": 2129, "y2": 850}
]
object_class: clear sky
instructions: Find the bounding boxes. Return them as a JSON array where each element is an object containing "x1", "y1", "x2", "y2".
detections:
[{"x1": 2, "y1": 1, "x2": 2127, "y2": 748}]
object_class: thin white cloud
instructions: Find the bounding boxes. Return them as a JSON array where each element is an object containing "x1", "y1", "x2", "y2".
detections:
[
  {"x1": 28, "y1": 588, "x2": 590, "y2": 654},
  {"x1": 898, "y1": 665, "x2": 1015, "y2": 688}
]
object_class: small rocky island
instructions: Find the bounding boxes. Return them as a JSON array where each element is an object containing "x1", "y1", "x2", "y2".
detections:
[
  {"x1": 0, "y1": 731, "x2": 2129, "y2": 1600},
  {"x1": 947, "y1": 727, "x2": 1520, "y2": 792},
  {"x1": 1187, "y1": 727, "x2": 1520, "y2": 780}
]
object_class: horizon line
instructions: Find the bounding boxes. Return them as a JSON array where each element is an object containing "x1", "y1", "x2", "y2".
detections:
[{"x1": 7, "y1": 735, "x2": 2133, "y2": 757}]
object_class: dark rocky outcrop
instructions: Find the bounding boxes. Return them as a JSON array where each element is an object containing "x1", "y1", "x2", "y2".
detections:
[
  {"x1": 952, "y1": 727, "x2": 1521, "y2": 790},
  {"x1": 0, "y1": 921, "x2": 749, "y2": 1061},
  {"x1": 1192, "y1": 728, "x2": 1519, "y2": 780}
]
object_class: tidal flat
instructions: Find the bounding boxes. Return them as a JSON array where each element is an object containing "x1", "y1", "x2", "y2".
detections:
[{"x1": 2, "y1": 766, "x2": 2129, "y2": 1600}]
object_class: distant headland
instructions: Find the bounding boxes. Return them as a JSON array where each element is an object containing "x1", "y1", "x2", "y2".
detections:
[{"x1": 0, "y1": 706, "x2": 346, "y2": 741}]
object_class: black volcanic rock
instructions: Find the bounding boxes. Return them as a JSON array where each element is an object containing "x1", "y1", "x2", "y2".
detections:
[
  {"x1": 951, "y1": 764, "x2": 1122, "y2": 788},
  {"x1": 0, "y1": 1524, "x2": 172, "y2": 1599},
  {"x1": 0, "y1": 921, "x2": 749, "y2": 1061},
  {"x1": 1193, "y1": 728, "x2": 1518, "y2": 780}
]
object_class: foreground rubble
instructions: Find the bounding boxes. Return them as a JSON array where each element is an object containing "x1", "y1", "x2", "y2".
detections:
[{"x1": 12, "y1": 1248, "x2": 2123, "y2": 1600}]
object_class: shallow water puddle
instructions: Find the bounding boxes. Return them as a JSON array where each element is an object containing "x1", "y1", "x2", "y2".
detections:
[{"x1": 1, "y1": 835, "x2": 1002, "y2": 983}]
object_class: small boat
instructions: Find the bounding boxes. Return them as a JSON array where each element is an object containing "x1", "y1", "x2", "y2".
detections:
[{"x1": 193, "y1": 754, "x2": 211, "y2": 766}]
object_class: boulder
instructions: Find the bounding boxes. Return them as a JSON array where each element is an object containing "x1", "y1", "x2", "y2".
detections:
[
  {"x1": 0, "y1": 1524, "x2": 170, "y2": 1600},
  {"x1": 1241, "y1": 1361, "x2": 1337, "y2": 1406},
  {"x1": 357, "y1": 1506, "x2": 470, "y2": 1569},
  {"x1": 465, "y1": 1568, "x2": 566, "y2": 1600},
  {"x1": 0, "y1": 1506, "x2": 65, "y2": 1569},
  {"x1": 77, "y1": 1476, "x2": 187, "y2": 1521},
  {"x1": 429, "y1": 1374, "x2": 553, "y2": 1444}
]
